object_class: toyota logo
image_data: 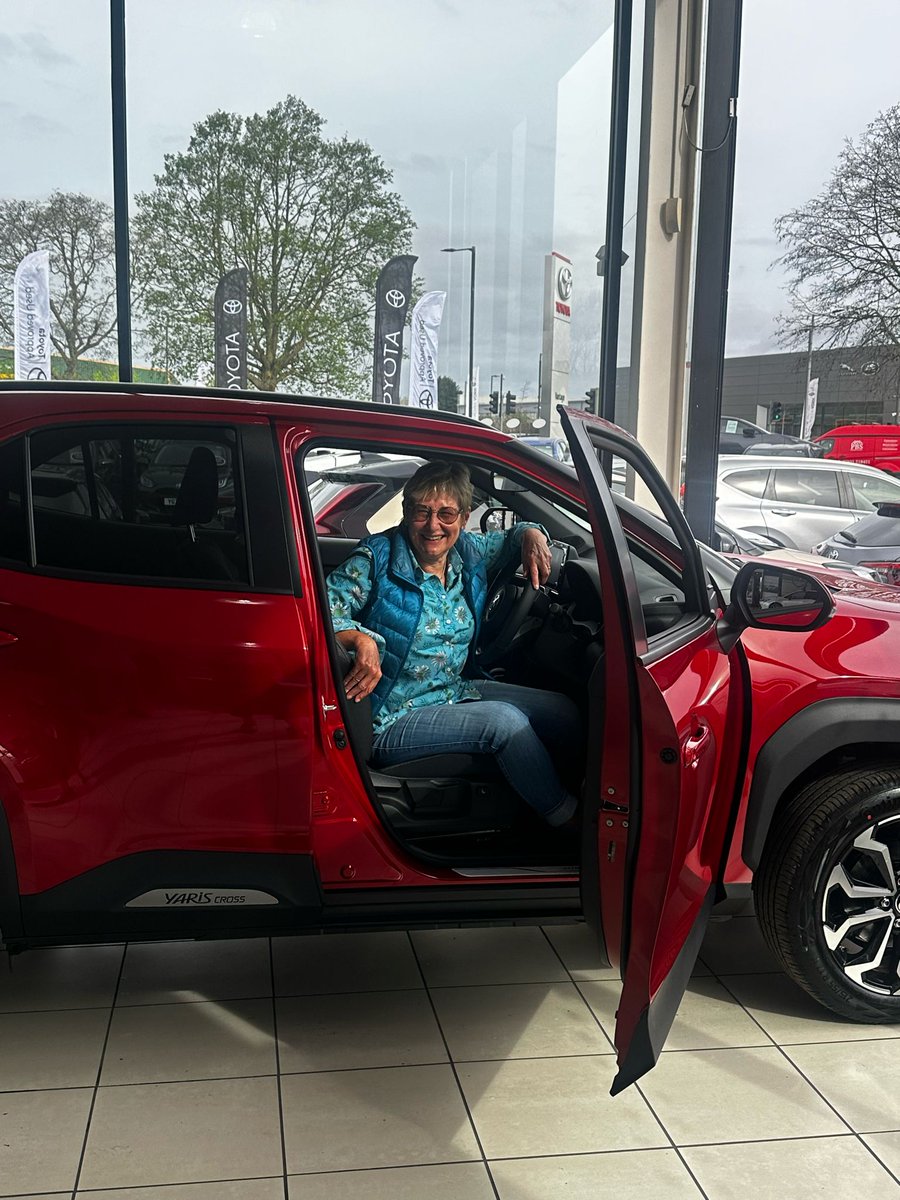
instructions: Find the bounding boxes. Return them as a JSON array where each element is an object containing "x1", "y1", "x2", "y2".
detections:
[
  {"x1": 557, "y1": 267, "x2": 573, "y2": 302},
  {"x1": 386, "y1": 289, "x2": 406, "y2": 309},
  {"x1": 419, "y1": 390, "x2": 434, "y2": 408},
  {"x1": 26, "y1": 367, "x2": 47, "y2": 380},
  {"x1": 223, "y1": 299, "x2": 243, "y2": 315}
]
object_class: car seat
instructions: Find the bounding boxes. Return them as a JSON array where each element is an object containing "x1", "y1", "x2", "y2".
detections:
[
  {"x1": 333, "y1": 641, "x2": 521, "y2": 840},
  {"x1": 172, "y1": 447, "x2": 240, "y2": 582}
]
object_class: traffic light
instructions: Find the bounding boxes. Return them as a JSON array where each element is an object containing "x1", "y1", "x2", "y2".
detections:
[
  {"x1": 505, "y1": 391, "x2": 516, "y2": 412},
  {"x1": 489, "y1": 391, "x2": 499, "y2": 414},
  {"x1": 584, "y1": 387, "x2": 598, "y2": 412},
  {"x1": 771, "y1": 402, "x2": 784, "y2": 424}
]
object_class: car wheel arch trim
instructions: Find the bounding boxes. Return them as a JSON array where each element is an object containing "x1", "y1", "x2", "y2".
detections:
[{"x1": 744, "y1": 696, "x2": 900, "y2": 871}]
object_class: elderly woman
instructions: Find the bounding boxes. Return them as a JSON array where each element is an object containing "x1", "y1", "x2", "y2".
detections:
[{"x1": 326, "y1": 460, "x2": 581, "y2": 828}]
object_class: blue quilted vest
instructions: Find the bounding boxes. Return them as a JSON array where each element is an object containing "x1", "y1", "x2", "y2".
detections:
[{"x1": 356, "y1": 526, "x2": 489, "y2": 717}]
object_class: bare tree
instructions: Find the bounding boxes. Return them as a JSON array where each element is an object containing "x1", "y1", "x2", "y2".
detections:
[
  {"x1": 0, "y1": 192, "x2": 117, "y2": 376},
  {"x1": 775, "y1": 105, "x2": 900, "y2": 353}
]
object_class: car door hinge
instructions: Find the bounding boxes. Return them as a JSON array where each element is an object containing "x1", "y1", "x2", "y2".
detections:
[{"x1": 334, "y1": 728, "x2": 348, "y2": 750}]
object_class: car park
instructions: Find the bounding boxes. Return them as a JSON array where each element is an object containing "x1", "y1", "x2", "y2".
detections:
[
  {"x1": 518, "y1": 435, "x2": 572, "y2": 463},
  {"x1": 716, "y1": 453, "x2": 900, "y2": 550},
  {"x1": 4, "y1": 383, "x2": 900, "y2": 1093},
  {"x1": 718, "y1": 415, "x2": 814, "y2": 456}
]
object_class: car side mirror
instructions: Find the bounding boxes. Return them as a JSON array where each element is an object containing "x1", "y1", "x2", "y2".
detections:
[
  {"x1": 481, "y1": 506, "x2": 517, "y2": 532},
  {"x1": 717, "y1": 562, "x2": 834, "y2": 652}
]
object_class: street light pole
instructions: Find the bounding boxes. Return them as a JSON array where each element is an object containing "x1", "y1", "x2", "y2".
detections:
[{"x1": 442, "y1": 245, "x2": 476, "y2": 418}]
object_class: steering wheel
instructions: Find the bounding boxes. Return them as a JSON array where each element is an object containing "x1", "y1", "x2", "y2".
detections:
[{"x1": 474, "y1": 558, "x2": 542, "y2": 667}]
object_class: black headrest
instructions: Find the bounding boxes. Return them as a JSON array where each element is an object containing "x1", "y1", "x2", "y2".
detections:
[{"x1": 173, "y1": 446, "x2": 218, "y2": 526}]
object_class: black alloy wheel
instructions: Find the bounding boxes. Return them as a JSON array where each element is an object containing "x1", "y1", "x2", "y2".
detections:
[{"x1": 755, "y1": 765, "x2": 900, "y2": 1021}]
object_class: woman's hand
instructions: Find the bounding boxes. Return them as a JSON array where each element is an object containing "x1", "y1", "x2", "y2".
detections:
[
  {"x1": 520, "y1": 528, "x2": 553, "y2": 589},
  {"x1": 337, "y1": 630, "x2": 383, "y2": 702}
]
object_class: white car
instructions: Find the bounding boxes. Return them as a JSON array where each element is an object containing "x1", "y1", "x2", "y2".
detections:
[{"x1": 715, "y1": 454, "x2": 900, "y2": 551}]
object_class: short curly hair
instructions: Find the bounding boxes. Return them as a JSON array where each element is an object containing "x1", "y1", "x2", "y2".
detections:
[{"x1": 403, "y1": 460, "x2": 473, "y2": 514}]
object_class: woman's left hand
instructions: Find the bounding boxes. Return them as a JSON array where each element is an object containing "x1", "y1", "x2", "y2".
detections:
[{"x1": 520, "y1": 528, "x2": 553, "y2": 589}]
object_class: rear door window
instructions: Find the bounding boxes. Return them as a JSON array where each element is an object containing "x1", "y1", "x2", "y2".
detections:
[
  {"x1": 0, "y1": 437, "x2": 27, "y2": 565},
  {"x1": 772, "y1": 468, "x2": 841, "y2": 508},
  {"x1": 29, "y1": 425, "x2": 249, "y2": 585}
]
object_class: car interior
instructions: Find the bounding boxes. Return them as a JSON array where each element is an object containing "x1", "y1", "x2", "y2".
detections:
[{"x1": 302, "y1": 442, "x2": 726, "y2": 872}]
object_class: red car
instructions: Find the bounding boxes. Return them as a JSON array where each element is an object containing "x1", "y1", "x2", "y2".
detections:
[{"x1": 1, "y1": 383, "x2": 900, "y2": 1094}]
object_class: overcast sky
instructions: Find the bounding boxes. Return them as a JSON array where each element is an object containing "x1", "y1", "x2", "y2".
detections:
[{"x1": 2, "y1": 0, "x2": 899, "y2": 380}]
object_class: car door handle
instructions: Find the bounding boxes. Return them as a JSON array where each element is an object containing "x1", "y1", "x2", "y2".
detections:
[
  {"x1": 0, "y1": 631, "x2": 17, "y2": 646},
  {"x1": 682, "y1": 723, "x2": 711, "y2": 768},
  {"x1": 770, "y1": 508, "x2": 796, "y2": 516}
]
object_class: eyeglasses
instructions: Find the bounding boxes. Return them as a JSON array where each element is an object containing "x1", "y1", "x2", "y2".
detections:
[{"x1": 406, "y1": 503, "x2": 462, "y2": 525}]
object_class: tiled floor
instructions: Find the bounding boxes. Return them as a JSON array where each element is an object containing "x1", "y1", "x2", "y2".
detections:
[{"x1": 2, "y1": 914, "x2": 900, "y2": 1198}]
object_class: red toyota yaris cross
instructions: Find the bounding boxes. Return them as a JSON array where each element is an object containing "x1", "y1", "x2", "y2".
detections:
[{"x1": 2, "y1": 383, "x2": 900, "y2": 1093}]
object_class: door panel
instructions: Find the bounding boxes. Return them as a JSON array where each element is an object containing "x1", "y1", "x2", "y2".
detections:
[{"x1": 561, "y1": 408, "x2": 746, "y2": 1091}]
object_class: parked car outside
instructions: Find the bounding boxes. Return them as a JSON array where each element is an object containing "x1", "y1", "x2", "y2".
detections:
[
  {"x1": 519, "y1": 435, "x2": 572, "y2": 463},
  {"x1": 815, "y1": 504, "x2": 900, "y2": 584},
  {"x1": 6, "y1": 383, "x2": 900, "y2": 1093},
  {"x1": 719, "y1": 415, "x2": 816, "y2": 456},
  {"x1": 815, "y1": 424, "x2": 900, "y2": 474},
  {"x1": 716, "y1": 453, "x2": 900, "y2": 550}
]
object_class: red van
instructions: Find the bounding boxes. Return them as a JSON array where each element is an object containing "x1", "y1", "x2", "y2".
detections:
[{"x1": 815, "y1": 424, "x2": 900, "y2": 473}]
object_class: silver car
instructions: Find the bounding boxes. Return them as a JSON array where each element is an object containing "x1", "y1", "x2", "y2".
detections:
[{"x1": 715, "y1": 455, "x2": 900, "y2": 551}]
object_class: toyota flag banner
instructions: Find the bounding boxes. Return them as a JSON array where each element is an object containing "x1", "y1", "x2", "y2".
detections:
[
  {"x1": 409, "y1": 291, "x2": 445, "y2": 410},
  {"x1": 14, "y1": 250, "x2": 51, "y2": 380},
  {"x1": 802, "y1": 377, "x2": 819, "y2": 440},
  {"x1": 214, "y1": 268, "x2": 249, "y2": 389},
  {"x1": 372, "y1": 254, "x2": 417, "y2": 404}
]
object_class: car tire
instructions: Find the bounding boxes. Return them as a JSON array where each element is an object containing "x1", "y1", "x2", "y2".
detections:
[{"x1": 755, "y1": 764, "x2": 900, "y2": 1022}]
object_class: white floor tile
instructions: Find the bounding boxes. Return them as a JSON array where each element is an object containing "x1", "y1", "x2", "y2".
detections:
[
  {"x1": 458, "y1": 1056, "x2": 666, "y2": 1158},
  {"x1": 541, "y1": 923, "x2": 619, "y2": 980},
  {"x1": 273, "y1": 931, "x2": 423, "y2": 996},
  {"x1": 491, "y1": 1148, "x2": 704, "y2": 1199},
  {"x1": 0, "y1": 1087, "x2": 92, "y2": 1196},
  {"x1": 277, "y1": 989, "x2": 447, "y2": 1073},
  {"x1": 117, "y1": 938, "x2": 271, "y2": 1006},
  {"x1": 722, "y1": 972, "x2": 900, "y2": 1044},
  {"x1": 784, "y1": 1039, "x2": 900, "y2": 1133},
  {"x1": 288, "y1": 1162, "x2": 496, "y2": 1199},
  {"x1": 431, "y1": 981, "x2": 612, "y2": 1061},
  {"x1": 580, "y1": 976, "x2": 771, "y2": 1052},
  {"x1": 281, "y1": 1063, "x2": 479, "y2": 1174},
  {"x1": 862, "y1": 1132, "x2": 900, "y2": 1179},
  {"x1": 102, "y1": 998, "x2": 276, "y2": 1084},
  {"x1": 0, "y1": 1008, "x2": 108, "y2": 1090},
  {"x1": 639, "y1": 1046, "x2": 847, "y2": 1144},
  {"x1": 0, "y1": 946, "x2": 123, "y2": 1013},
  {"x1": 80, "y1": 1076, "x2": 283, "y2": 1190},
  {"x1": 411, "y1": 927, "x2": 569, "y2": 987},
  {"x1": 77, "y1": 1182, "x2": 285, "y2": 1199},
  {"x1": 684, "y1": 1134, "x2": 900, "y2": 1199}
]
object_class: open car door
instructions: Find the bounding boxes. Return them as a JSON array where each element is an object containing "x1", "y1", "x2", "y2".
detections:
[{"x1": 560, "y1": 407, "x2": 747, "y2": 1093}]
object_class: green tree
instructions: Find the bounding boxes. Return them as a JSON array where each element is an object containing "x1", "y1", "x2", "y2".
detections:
[
  {"x1": 133, "y1": 96, "x2": 415, "y2": 394},
  {"x1": 775, "y1": 104, "x2": 900, "y2": 352},
  {"x1": 438, "y1": 375, "x2": 461, "y2": 412},
  {"x1": 0, "y1": 191, "x2": 117, "y2": 377}
]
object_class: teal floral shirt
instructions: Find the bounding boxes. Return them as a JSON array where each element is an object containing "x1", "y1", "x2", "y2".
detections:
[{"x1": 327, "y1": 524, "x2": 543, "y2": 733}]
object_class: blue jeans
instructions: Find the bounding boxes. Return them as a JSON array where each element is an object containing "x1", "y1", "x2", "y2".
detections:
[{"x1": 371, "y1": 681, "x2": 581, "y2": 826}]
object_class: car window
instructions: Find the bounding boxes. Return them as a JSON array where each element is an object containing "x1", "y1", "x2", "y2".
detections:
[
  {"x1": 848, "y1": 472, "x2": 900, "y2": 510},
  {"x1": 772, "y1": 468, "x2": 840, "y2": 508},
  {"x1": 722, "y1": 469, "x2": 769, "y2": 497},
  {"x1": 26, "y1": 426, "x2": 249, "y2": 585},
  {"x1": 0, "y1": 437, "x2": 27, "y2": 565}
]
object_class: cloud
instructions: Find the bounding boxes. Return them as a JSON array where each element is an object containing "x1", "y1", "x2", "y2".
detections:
[
  {"x1": 19, "y1": 31, "x2": 75, "y2": 67},
  {"x1": 0, "y1": 34, "x2": 16, "y2": 63},
  {"x1": 0, "y1": 102, "x2": 71, "y2": 139}
]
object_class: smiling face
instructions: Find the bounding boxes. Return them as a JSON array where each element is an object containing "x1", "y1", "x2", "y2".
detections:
[{"x1": 403, "y1": 488, "x2": 468, "y2": 571}]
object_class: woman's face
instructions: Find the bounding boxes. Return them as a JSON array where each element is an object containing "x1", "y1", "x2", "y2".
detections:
[{"x1": 403, "y1": 489, "x2": 468, "y2": 569}]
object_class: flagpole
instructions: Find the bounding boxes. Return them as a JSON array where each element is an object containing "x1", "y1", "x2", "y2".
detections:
[{"x1": 110, "y1": 0, "x2": 133, "y2": 382}]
